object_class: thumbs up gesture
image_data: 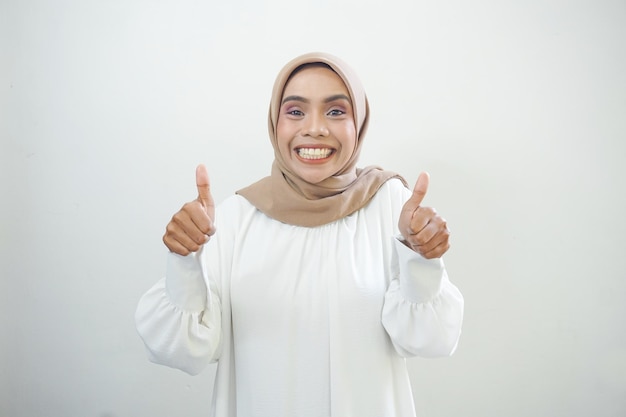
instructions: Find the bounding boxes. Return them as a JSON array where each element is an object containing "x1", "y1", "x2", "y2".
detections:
[
  {"x1": 398, "y1": 172, "x2": 450, "y2": 259},
  {"x1": 163, "y1": 164, "x2": 217, "y2": 256}
]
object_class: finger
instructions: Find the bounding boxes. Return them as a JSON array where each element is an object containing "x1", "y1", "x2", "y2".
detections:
[
  {"x1": 164, "y1": 237, "x2": 192, "y2": 256},
  {"x1": 407, "y1": 206, "x2": 435, "y2": 236},
  {"x1": 421, "y1": 239, "x2": 450, "y2": 259},
  {"x1": 196, "y1": 164, "x2": 215, "y2": 211},
  {"x1": 399, "y1": 172, "x2": 430, "y2": 235},
  {"x1": 407, "y1": 216, "x2": 439, "y2": 246},
  {"x1": 404, "y1": 172, "x2": 430, "y2": 214},
  {"x1": 163, "y1": 230, "x2": 199, "y2": 256},
  {"x1": 165, "y1": 219, "x2": 197, "y2": 248},
  {"x1": 173, "y1": 206, "x2": 212, "y2": 242},
  {"x1": 409, "y1": 224, "x2": 448, "y2": 253}
]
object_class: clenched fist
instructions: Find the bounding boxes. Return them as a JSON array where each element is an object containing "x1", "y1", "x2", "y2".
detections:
[
  {"x1": 163, "y1": 164, "x2": 217, "y2": 256},
  {"x1": 398, "y1": 172, "x2": 450, "y2": 259}
]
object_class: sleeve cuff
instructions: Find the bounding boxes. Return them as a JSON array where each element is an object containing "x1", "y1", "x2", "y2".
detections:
[
  {"x1": 165, "y1": 251, "x2": 208, "y2": 311},
  {"x1": 393, "y1": 236, "x2": 445, "y2": 303}
]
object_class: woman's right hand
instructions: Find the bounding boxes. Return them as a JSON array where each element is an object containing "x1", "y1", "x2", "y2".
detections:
[{"x1": 163, "y1": 164, "x2": 216, "y2": 256}]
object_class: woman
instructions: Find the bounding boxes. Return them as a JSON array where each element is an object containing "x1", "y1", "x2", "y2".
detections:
[{"x1": 135, "y1": 52, "x2": 464, "y2": 417}]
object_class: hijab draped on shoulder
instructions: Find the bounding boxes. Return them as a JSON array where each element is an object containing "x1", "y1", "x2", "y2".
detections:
[{"x1": 236, "y1": 52, "x2": 407, "y2": 227}]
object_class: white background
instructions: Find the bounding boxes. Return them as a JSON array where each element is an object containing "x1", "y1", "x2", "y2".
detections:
[{"x1": 2, "y1": 0, "x2": 625, "y2": 416}]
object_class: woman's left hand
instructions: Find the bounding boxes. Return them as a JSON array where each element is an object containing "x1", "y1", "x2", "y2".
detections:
[{"x1": 398, "y1": 172, "x2": 450, "y2": 259}]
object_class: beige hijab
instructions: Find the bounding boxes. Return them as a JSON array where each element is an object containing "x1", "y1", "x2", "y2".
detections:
[{"x1": 236, "y1": 52, "x2": 406, "y2": 227}]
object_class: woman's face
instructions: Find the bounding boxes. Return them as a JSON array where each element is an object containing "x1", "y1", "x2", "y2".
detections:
[{"x1": 276, "y1": 66, "x2": 357, "y2": 184}]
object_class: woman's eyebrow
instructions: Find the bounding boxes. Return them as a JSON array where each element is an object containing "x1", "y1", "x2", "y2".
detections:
[
  {"x1": 281, "y1": 94, "x2": 352, "y2": 105},
  {"x1": 282, "y1": 95, "x2": 308, "y2": 105},
  {"x1": 324, "y1": 94, "x2": 351, "y2": 104}
]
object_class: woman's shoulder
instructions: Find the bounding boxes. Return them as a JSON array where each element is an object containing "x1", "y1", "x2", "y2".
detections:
[
  {"x1": 374, "y1": 176, "x2": 410, "y2": 201},
  {"x1": 354, "y1": 177, "x2": 410, "y2": 220},
  {"x1": 215, "y1": 194, "x2": 258, "y2": 224},
  {"x1": 218, "y1": 193, "x2": 257, "y2": 210}
]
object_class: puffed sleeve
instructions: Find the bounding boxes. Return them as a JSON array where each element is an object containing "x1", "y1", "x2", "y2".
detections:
[
  {"x1": 135, "y1": 249, "x2": 222, "y2": 375},
  {"x1": 380, "y1": 192, "x2": 464, "y2": 359}
]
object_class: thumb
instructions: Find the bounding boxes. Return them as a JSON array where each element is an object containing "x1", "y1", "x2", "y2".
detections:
[
  {"x1": 406, "y1": 172, "x2": 430, "y2": 211},
  {"x1": 195, "y1": 164, "x2": 215, "y2": 212}
]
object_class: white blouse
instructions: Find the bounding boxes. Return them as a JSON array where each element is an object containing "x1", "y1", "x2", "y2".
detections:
[{"x1": 135, "y1": 178, "x2": 464, "y2": 417}]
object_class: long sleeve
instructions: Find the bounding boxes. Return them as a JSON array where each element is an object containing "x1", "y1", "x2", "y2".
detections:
[
  {"x1": 135, "y1": 250, "x2": 222, "y2": 375},
  {"x1": 381, "y1": 237, "x2": 464, "y2": 358}
]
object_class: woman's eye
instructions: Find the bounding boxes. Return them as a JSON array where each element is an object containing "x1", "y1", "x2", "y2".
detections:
[
  {"x1": 287, "y1": 109, "x2": 304, "y2": 116},
  {"x1": 328, "y1": 109, "x2": 345, "y2": 116}
]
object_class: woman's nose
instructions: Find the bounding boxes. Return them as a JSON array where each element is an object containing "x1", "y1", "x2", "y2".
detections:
[{"x1": 303, "y1": 112, "x2": 329, "y2": 137}]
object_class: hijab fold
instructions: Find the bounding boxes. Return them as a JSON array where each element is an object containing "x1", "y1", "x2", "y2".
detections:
[{"x1": 237, "y1": 52, "x2": 406, "y2": 227}]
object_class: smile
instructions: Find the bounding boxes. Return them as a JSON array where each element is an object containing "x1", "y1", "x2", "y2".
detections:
[{"x1": 296, "y1": 147, "x2": 334, "y2": 160}]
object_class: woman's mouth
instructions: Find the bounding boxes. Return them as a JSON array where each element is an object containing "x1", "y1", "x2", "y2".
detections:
[{"x1": 296, "y1": 147, "x2": 334, "y2": 160}]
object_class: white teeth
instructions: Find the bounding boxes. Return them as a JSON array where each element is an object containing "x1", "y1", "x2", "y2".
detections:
[{"x1": 297, "y1": 148, "x2": 332, "y2": 159}]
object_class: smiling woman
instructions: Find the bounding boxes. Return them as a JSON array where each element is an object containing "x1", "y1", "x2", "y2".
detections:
[
  {"x1": 135, "y1": 52, "x2": 464, "y2": 417},
  {"x1": 276, "y1": 64, "x2": 357, "y2": 185}
]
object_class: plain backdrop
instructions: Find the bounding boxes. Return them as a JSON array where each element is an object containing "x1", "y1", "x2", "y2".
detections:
[{"x1": 2, "y1": 0, "x2": 625, "y2": 416}]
